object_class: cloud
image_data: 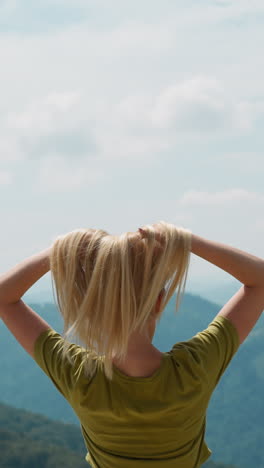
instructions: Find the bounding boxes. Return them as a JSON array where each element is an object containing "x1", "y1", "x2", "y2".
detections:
[
  {"x1": 0, "y1": 6, "x2": 262, "y2": 196},
  {"x1": 94, "y1": 77, "x2": 255, "y2": 157},
  {"x1": 92, "y1": 76, "x2": 255, "y2": 162},
  {"x1": 0, "y1": 0, "x2": 263, "y2": 287},
  {"x1": 4, "y1": 91, "x2": 97, "y2": 161},
  {"x1": 8, "y1": 91, "x2": 81, "y2": 133},
  {"x1": 0, "y1": 74, "x2": 258, "y2": 173},
  {"x1": 0, "y1": 4, "x2": 263, "y2": 112},
  {"x1": 150, "y1": 77, "x2": 252, "y2": 133}
]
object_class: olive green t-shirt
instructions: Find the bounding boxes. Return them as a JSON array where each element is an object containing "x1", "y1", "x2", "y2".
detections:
[{"x1": 34, "y1": 315, "x2": 240, "y2": 468}]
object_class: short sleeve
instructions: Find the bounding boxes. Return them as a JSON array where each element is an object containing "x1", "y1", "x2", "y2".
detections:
[
  {"x1": 33, "y1": 328, "x2": 89, "y2": 402},
  {"x1": 181, "y1": 315, "x2": 240, "y2": 389}
]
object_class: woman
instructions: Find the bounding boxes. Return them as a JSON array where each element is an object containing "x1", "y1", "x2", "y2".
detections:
[{"x1": 1, "y1": 221, "x2": 264, "y2": 468}]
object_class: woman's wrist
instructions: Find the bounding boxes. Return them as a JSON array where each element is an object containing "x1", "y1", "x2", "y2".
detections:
[{"x1": 190, "y1": 234, "x2": 200, "y2": 254}]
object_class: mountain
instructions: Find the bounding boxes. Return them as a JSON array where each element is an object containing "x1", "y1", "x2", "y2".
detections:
[
  {"x1": 0, "y1": 402, "x2": 238, "y2": 468},
  {"x1": 0, "y1": 401, "x2": 88, "y2": 467},
  {"x1": 1, "y1": 291, "x2": 262, "y2": 467},
  {"x1": 22, "y1": 281, "x2": 240, "y2": 312},
  {"x1": 189, "y1": 280, "x2": 241, "y2": 305}
]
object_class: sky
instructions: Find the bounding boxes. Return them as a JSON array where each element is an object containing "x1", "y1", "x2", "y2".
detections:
[{"x1": 0, "y1": 0, "x2": 263, "y2": 303}]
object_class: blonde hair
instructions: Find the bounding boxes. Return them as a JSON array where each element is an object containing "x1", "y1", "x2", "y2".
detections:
[{"x1": 50, "y1": 222, "x2": 192, "y2": 381}]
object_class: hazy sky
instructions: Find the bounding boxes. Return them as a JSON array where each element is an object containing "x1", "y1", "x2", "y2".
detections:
[{"x1": 0, "y1": 0, "x2": 263, "y2": 301}]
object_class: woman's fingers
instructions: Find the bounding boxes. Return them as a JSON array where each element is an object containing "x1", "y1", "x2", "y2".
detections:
[{"x1": 138, "y1": 228, "x2": 147, "y2": 238}]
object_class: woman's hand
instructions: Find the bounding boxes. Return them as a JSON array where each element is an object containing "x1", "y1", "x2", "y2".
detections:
[{"x1": 138, "y1": 224, "x2": 165, "y2": 245}]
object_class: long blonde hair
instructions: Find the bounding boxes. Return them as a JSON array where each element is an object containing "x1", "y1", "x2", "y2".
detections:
[{"x1": 50, "y1": 222, "x2": 192, "y2": 380}]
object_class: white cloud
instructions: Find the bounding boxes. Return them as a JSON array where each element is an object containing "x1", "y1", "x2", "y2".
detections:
[
  {"x1": 1, "y1": 76, "x2": 254, "y2": 169},
  {"x1": 93, "y1": 76, "x2": 256, "y2": 162},
  {"x1": 8, "y1": 91, "x2": 82, "y2": 139},
  {"x1": 150, "y1": 77, "x2": 252, "y2": 133},
  {"x1": 3, "y1": 91, "x2": 96, "y2": 161},
  {"x1": 0, "y1": 4, "x2": 263, "y2": 113},
  {"x1": 8, "y1": 91, "x2": 81, "y2": 132},
  {"x1": 0, "y1": 1, "x2": 263, "y2": 289}
]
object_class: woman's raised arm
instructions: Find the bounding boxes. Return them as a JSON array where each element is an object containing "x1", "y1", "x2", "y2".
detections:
[
  {"x1": 191, "y1": 233, "x2": 264, "y2": 344},
  {"x1": 0, "y1": 247, "x2": 52, "y2": 356},
  {"x1": 191, "y1": 234, "x2": 264, "y2": 288}
]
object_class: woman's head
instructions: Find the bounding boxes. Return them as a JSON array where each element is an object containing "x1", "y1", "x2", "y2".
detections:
[{"x1": 50, "y1": 222, "x2": 192, "y2": 380}]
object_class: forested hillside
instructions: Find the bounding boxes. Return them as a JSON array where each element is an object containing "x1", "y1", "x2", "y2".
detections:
[{"x1": 0, "y1": 402, "x2": 88, "y2": 467}]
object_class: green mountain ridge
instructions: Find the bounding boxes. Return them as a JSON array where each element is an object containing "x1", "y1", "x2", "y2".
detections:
[
  {"x1": 0, "y1": 402, "x2": 88, "y2": 467},
  {"x1": 0, "y1": 402, "x2": 238, "y2": 468}
]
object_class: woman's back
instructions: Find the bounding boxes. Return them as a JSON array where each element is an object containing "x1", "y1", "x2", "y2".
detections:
[
  {"x1": 33, "y1": 314, "x2": 239, "y2": 468},
  {"x1": 112, "y1": 351, "x2": 164, "y2": 378}
]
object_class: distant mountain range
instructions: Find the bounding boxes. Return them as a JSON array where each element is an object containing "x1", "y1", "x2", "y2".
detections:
[
  {"x1": 1, "y1": 290, "x2": 262, "y2": 467},
  {"x1": 23, "y1": 280, "x2": 241, "y2": 311}
]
